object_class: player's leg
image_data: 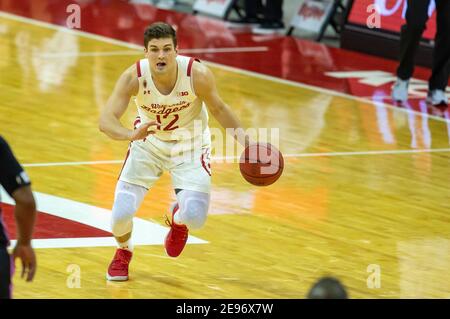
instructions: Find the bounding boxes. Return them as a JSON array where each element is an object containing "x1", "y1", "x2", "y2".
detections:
[
  {"x1": 111, "y1": 180, "x2": 148, "y2": 251},
  {"x1": 393, "y1": 0, "x2": 431, "y2": 102},
  {"x1": 0, "y1": 247, "x2": 11, "y2": 299},
  {"x1": 165, "y1": 144, "x2": 211, "y2": 257},
  {"x1": 173, "y1": 188, "x2": 210, "y2": 230},
  {"x1": 397, "y1": 0, "x2": 431, "y2": 80},
  {"x1": 164, "y1": 189, "x2": 210, "y2": 258},
  {"x1": 107, "y1": 181, "x2": 147, "y2": 281},
  {"x1": 107, "y1": 137, "x2": 163, "y2": 281},
  {"x1": 427, "y1": 0, "x2": 450, "y2": 105}
]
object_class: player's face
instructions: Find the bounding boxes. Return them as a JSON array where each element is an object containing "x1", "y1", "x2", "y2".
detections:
[{"x1": 145, "y1": 38, "x2": 177, "y2": 74}]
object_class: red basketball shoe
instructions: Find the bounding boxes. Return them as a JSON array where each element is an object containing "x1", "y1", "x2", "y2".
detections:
[
  {"x1": 164, "y1": 203, "x2": 189, "y2": 257},
  {"x1": 106, "y1": 248, "x2": 132, "y2": 281}
]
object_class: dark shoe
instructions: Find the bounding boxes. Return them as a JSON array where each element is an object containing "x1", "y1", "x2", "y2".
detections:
[
  {"x1": 252, "y1": 21, "x2": 285, "y2": 34},
  {"x1": 228, "y1": 16, "x2": 261, "y2": 24}
]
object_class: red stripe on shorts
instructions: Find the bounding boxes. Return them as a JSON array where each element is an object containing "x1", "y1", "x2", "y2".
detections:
[
  {"x1": 118, "y1": 146, "x2": 131, "y2": 180},
  {"x1": 133, "y1": 116, "x2": 141, "y2": 128},
  {"x1": 201, "y1": 152, "x2": 211, "y2": 176}
]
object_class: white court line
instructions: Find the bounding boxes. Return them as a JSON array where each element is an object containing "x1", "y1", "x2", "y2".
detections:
[
  {"x1": 39, "y1": 50, "x2": 141, "y2": 58},
  {"x1": 21, "y1": 148, "x2": 450, "y2": 167},
  {"x1": 360, "y1": 96, "x2": 427, "y2": 100},
  {"x1": 37, "y1": 46, "x2": 269, "y2": 58},
  {"x1": 23, "y1": 159, "x2": 124, "y2": 167},
  {"x1": 283, "y1": 148, "x2": 450, "y2": 158},
  {"x1": 0, "y1": 188, "x2": 207, "y2": 249},
  {"x1": 1, "y1": 11, "x2": 449, "y2": 124},
  {"x1": 180, "y1": 46, "x2": 268, "y2": 54}
]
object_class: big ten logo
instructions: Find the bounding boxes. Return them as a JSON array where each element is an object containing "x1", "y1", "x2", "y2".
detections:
[
  {"x1": 366, "y1": 4, "x2": 381, "y2": 29},
  {"x1": 366, "y1": 264, "x2": 381, "y2": 289},
  {"x1": 66, "y1": 4, "x2": 81, "y2": 29},
  {"x1": 66, "y1": 264, "x2": 81, "y2": 288},
  {"x1": 177, "y1": 91, "x2": 189, "y2": 97}
]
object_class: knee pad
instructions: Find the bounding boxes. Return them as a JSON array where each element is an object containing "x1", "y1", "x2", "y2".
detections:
[
  {"x1": 177, "y1": 190, "x2": 209, "y2": 230},
  {"x1": 111, "y1": 181, "x2": 147, "y2": 236},
  {"x1": 183, "y1": 198, "x2": 208, "y2": 230}
]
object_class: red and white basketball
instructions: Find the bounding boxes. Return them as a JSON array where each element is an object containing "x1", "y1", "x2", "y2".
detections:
[{"x1": 239, "y1": 143, "x2": 284, "y2": 186}]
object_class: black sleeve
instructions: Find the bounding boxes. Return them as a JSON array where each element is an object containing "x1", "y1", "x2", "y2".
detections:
[{"x1": 0, "y1": 136, "x2": 31, "y2": 196}]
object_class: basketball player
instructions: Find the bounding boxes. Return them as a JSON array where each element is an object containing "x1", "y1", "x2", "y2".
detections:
[
  {"x1": 391, "y1": 0, "x2": 449, "y2": 105},
  {"x1": 0, "y1": 136, "x2": 37, "y2": 298},
  {"x1": 99, "y1": 22, "x2": 249, "y2": 281}
]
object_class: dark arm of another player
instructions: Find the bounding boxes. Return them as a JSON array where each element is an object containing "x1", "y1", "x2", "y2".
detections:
[
  {"x1": 12, "y1": 186, "x2": 36, "y2": 246},
  {"x1": 12, "y1": 185, "x2": 37, "y2": 282},
  {"x1": 0, "y1": 137, "x2": 37, "y2": 281}
]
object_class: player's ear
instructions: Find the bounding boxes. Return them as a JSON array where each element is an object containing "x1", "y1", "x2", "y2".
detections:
[
  {"x1": 175, "y1": 45, "x2": 178, "y2": 55},
  {"x1": 144, "y1": 47, "x2": 149, "y2": 58}
]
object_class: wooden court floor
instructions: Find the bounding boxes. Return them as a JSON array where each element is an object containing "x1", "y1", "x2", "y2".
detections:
[{"x1": 0, "y1": 15, "x2": 449, "y2": 299}]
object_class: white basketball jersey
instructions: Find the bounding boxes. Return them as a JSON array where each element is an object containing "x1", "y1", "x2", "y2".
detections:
[{"x1": 133, "y1": 55, "x2": 209, "y2": 141}]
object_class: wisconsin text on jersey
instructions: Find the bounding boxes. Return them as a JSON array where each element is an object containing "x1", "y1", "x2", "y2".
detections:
[{"x1": 139, "y1": 100, "x2": 192, "y2": 116}]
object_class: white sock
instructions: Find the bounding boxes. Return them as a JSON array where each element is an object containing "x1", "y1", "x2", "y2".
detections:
[
  {"x1": 117, "y1": 239, "x2": 134, "y2": 252},
  {"x1": 173, "y1": 206, "x2": 183, "y2": 225}
]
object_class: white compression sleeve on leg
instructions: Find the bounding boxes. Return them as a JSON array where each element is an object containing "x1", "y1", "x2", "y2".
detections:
[
  {"x1": 111, "y1": 181, "x2": 147, "y2": 237},
  {"x1": 175, "y1": 190, "x2": 210, "y2": 230}
]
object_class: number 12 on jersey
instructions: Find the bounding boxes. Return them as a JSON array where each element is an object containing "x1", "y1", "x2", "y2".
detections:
[{"x1": 156, "y1": 114, "x2": 179, "y2": 131}]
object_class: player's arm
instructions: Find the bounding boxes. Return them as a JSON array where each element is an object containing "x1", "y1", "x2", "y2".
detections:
[
  {"x1": 11, "y1": 186, "x2": 36, "y2": 247},
  {"x1": 99, "y1": 64, "x2": 157, "y2": 141},
  {"x1": 11, "y1": 185, "x2": 36, "y2": 282},
  {"x1": 193, "y1": 62, "x2": 250, "y2": 147},
  {"x1": 0, "y1": 137, "x2": 37, "y2": 282}
]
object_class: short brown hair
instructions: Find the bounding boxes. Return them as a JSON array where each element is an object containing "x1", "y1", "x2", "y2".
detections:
[{"x1": 144, "y1": 22, "x2": 177, "y2": 48}]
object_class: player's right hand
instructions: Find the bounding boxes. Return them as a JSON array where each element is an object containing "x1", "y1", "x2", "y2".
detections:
[
  {"x1": 128, "y1": 121, "x2": 158, "y2": 141},
  {"x1": 12, "y1": 243, "x2": 37, "y2": 282}
]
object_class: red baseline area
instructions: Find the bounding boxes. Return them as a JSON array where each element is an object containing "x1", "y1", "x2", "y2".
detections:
[
  {"x1": 1, "y1": 203, "x2": 112, "y2": 239},
  {"x1": 0, "y1": 0, "x2": 448, "y2": 117}
]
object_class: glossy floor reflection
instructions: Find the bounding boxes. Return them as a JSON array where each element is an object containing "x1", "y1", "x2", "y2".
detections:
[
  {"x1": 0, "y1": 8, "x2": 449, "y2": 299},
  {"x1": 0, "y1": 0, "x2": 449, "y2": 116}
]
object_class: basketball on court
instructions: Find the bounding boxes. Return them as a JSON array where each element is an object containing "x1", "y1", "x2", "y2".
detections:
[{"x1": 239, "y1": 143, "x2": 284, "y2": 186}]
